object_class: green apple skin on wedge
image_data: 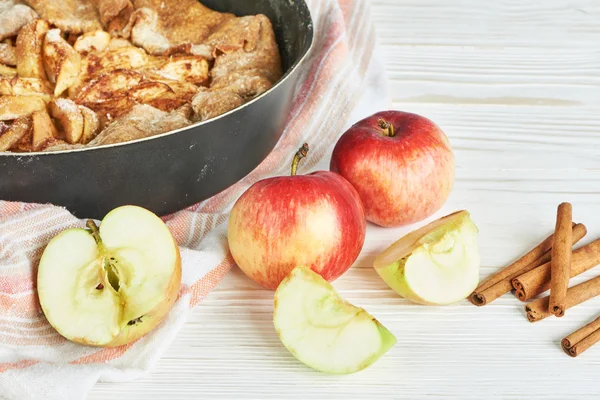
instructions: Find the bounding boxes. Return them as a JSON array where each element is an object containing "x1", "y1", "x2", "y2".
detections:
[
  {"x1": 374, "y1": 210, "x2": 480, "y2": 306},
  {"x1": 273, "y1": 266, "x2": 397, "y2": 375},
  {"x1": 37, "y1": 205, "x2": 182, "y2": 347}
]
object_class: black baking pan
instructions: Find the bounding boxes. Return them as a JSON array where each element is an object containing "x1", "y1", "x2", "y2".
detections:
[{"x1": 0, "y1": 0, "x2": 314, "y2": 219}]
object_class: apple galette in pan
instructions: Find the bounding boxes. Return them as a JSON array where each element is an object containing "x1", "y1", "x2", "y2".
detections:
[{"x1": 0, "y1": 0, "x2": 282, "y2": 152}]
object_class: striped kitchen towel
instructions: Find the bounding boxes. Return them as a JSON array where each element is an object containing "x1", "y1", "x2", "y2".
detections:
[{"x1": 0, "y1": 0, "x2": 390, "y2": 398}]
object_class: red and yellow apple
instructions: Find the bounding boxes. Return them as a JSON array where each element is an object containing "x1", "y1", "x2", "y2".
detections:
[
  {"x1": 228, "y1": 144, "x2": 366, "y2": 290},
  {"x1": 330, "y1": 110, "x2": 455, "y2": 227}
]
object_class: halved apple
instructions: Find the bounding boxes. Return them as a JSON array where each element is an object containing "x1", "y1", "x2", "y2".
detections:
[
  {"x1": 37, "y1": 205, "x2": 181, "y2": 347},
  {"x1": 373, "y1": 210, "x2": 480, "y2": 306},
  {"x1": 273, "y1": 266, "x2": 396, "y2": 374}
]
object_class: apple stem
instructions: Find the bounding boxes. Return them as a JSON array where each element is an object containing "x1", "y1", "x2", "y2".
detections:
[
  {"x1": 291, "y1": 143, "x2": 309, "y2": 176},
  {"x1": 378, "y1": 119, "x2": 395, "y2": 137},
  {"x1": 86, "y1": 219, "x2": 101, "y2": 244}
]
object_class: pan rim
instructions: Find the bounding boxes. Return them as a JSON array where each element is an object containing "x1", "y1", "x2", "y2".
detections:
[{"x1": 0, "y1": 1, "x2": 315, "y2": 158}]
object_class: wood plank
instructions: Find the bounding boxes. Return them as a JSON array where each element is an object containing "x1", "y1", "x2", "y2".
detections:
[{"x1": 371, "y1": 0, "x2": 600, "y2": 48}]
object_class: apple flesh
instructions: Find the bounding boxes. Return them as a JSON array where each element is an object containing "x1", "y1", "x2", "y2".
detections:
[
  {"x1": 373, "y1": 210, "x2": 480, "y2": 305},
  {"x1": 330, "y1": 110, "x2": 455, "y2": 227},
  {"x1": 37, "y1": 205, "x2": 181, "y2": 347},
  {"x1": 228, "y1": 144, "x2": 366, "y2": 290},
  {"x1": 273, "y1": 265, "x2": 396, "y2": 374}
]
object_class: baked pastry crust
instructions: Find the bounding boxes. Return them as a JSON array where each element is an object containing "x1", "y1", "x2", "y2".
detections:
[
  {"x1": 131, "y1": 0, "x2": 234, "y2": 49},
  {"x1": 23, "y1": 0, "x2": 103, "y2": 34},
  {"x1": 0, "y1": 1, "x2": 38, "y2": 41}
]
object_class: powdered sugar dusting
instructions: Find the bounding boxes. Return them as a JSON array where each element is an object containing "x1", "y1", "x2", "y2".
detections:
[
  {"x1": 45, "y1": 28, "x2": 62, "y2": 43},
  {"x1": 54, "y1": 98, "x2": 79, "y2": 114}
]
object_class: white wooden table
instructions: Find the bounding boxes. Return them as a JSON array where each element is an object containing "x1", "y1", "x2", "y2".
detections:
[{"x1": 90, "y1": 1, "x2": 600, "y2": 398}]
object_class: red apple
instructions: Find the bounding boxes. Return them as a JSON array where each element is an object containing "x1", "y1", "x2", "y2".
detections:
[
  {"x1": 228, "y1": 144, "x2": 366, "y2": 290},
  {"x1": 330, "y1": 111, "x2": 455, "y2": 227}
]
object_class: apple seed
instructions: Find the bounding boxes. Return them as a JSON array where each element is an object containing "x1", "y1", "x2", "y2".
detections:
[{"x1": 127, "y1": 316, "x2": 143, "y2": 326}]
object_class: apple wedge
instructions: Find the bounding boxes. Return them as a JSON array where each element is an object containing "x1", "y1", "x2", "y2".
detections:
[
  {"x1": 373, "y1": 210, "x2": 480, "y2": 306},
  {"x1": 0, "y1": 95, "x2": 47, "y2": 121},
  {"x1": 48, "y1": 98, "x2": 84, "y2": 144},
  {"x1": 37, "y1": 205, "x2": 181, "y2": 347},
  {"x1": 0, "y1": 116, "x2": 32, "y2": 152},
  {"x1": 273, "y1": 266, "x2": 396, "y2": 374},
  {"x1": 79, "y1": 104, "x2": 100, "y2": 144},
  {"x1": 0, "y1": 76, "x2": 53, "y2": 99},
  {"x1": 31, "y1": 109, "x2": 58, "y2": 151},
  {"x1": 73, "y1": 30, "x2": 111, "y2": 54},
  {"x1": 43, "y1": 29, "x2": 82, "y2": 97},
  {"x1": 16, "y1": 19, "x2": 50, "y2": 80}
]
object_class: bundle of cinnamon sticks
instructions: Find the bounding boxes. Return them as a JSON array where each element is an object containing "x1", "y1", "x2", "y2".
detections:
[{"x1": 469, "y1": 202, "x2": 600, "y2": 357}]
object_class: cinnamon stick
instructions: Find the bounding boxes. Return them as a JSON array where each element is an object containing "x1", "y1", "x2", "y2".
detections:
[
  {"x1": 549, "y1": 202, "x2": 573, "y2": 317},
  {"x1": 525, "y1": 274, "x2": 600, "y2": 323},
  {"x1": 470, "y1": 253, "x2": 550, "y2": 307},
  {"x1": 513, "y1": 237, "x2": 600, "y2": 302},
  {"x1": 469, "y1": 223, "x2": 585, "y2": 306},
  {"x1": 562, "y1": 316, "x2": 600, "y2": 357}
]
